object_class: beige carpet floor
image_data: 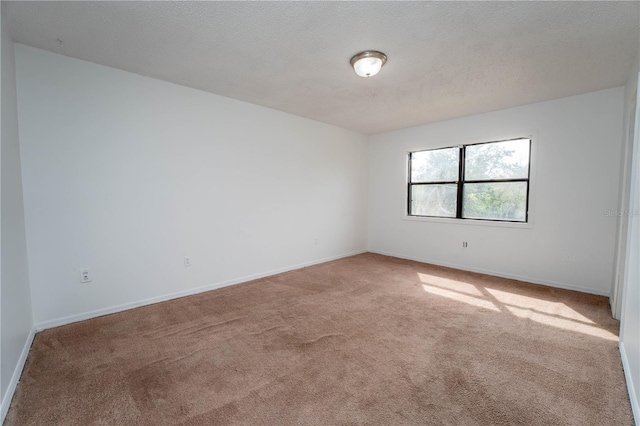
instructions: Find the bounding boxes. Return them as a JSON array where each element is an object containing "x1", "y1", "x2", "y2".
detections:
[{"x1": 6, "y1": 253, "x2": 633, "y2": 425}]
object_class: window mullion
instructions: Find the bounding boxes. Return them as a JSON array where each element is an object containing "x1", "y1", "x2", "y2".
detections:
[
  {"x1": 407, "y1": 153, "x2": 412, "y2": 215},
  {"x1": 456, "y1": 146, "x2": 465, "y2": 219}
]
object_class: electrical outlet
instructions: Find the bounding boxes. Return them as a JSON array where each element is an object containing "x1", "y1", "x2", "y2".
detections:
[
  {"x1": 79, "y1": 269, "x2": 91, "y2": 283},
  {"x1": 462, "y1": 241, "x2": 468, "y2": 248},
  {"x1": 184, "y1": 256, "x2": 192, "y2": 267}
]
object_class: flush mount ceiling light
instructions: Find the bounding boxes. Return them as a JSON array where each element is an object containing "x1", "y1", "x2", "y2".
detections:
[{"x1": 350, "y1": 51, "x2": 387, "y2": 78}]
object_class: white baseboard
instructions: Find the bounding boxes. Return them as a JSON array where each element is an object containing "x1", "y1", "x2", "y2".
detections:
[
  {"x1": 368, "y1": 249, "x2": 609, "y2": 297},
  {"x1": 1, "y1": 327, "x2": 36, "y2": 424},
  {"x1": 35, "y1": 250, "x2": 367, "y2": 331},
  {"x1": 620, "y1": 341, "x2": 640, "y2": 425}
]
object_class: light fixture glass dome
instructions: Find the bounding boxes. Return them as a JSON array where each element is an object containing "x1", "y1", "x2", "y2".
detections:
[{"x1": 350, "y1": 51, "x2": 387, "y2": 78}]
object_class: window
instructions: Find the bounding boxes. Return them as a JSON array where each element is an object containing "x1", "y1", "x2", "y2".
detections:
[{"x1": 408, "y1": 138, "x2": 531, "y2": 222}]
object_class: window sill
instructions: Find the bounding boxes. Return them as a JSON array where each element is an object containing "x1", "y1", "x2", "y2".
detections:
[{"x1": 402, "y1": 215, "x2": 533, "y2": 229}]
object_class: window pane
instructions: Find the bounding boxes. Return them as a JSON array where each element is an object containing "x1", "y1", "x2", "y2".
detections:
[
  {"x1": 410, "y1": 184, "x2": 457, "y2": 217},
  {"x1": 465, "y1": 139, "x2": 530, "y2": 180},
  {"x1": 463, "y1": 182, "x2": 527, "y2": 221},
  {"x1": 411, "y1": 148, "x2": 459, "y2": 182}
]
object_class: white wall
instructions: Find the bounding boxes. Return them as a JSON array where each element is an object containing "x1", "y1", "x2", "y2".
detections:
[
  {"x1": 368, "y1": 88, "x2": 624, "y2": 296},
  {"x1": 15, "y1": 45, "x2": 368, "y2": 327},
  {"x1": 619, "y1": 49, "x2": 640, "y2": 422},
  {"x1": 0, "y1": 14, "x2": 34, "y2": 421},
  {"x1": 612, "y1": 38, "x2": 640, "y2": 320}
]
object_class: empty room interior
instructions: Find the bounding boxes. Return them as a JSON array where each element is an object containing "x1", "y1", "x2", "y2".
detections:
[{"x1": 1, "y1": 1, "x2": 640, "y2": 425}]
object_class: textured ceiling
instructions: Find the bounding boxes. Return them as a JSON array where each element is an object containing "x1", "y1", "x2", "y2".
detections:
[{"x1": 3, "y1": 1, "x2": 639, "y2": 134}]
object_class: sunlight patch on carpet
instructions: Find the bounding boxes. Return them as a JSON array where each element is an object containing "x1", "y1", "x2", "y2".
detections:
[
  {"x1": 418, "y1": 272, "x2": 618, "y2": 342},
  {"x1": 421, "y1": 284, "x2": 501, "y2": 312},
  {"x1": 485, "y1": 287, "x2": 596, "y2": 324},
  {"x1": 417, "y1": 273, "x2": 483, "y2": 296},
  {"x1": 505, "y1": 306, "x2": 618, "y2": 341}
]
